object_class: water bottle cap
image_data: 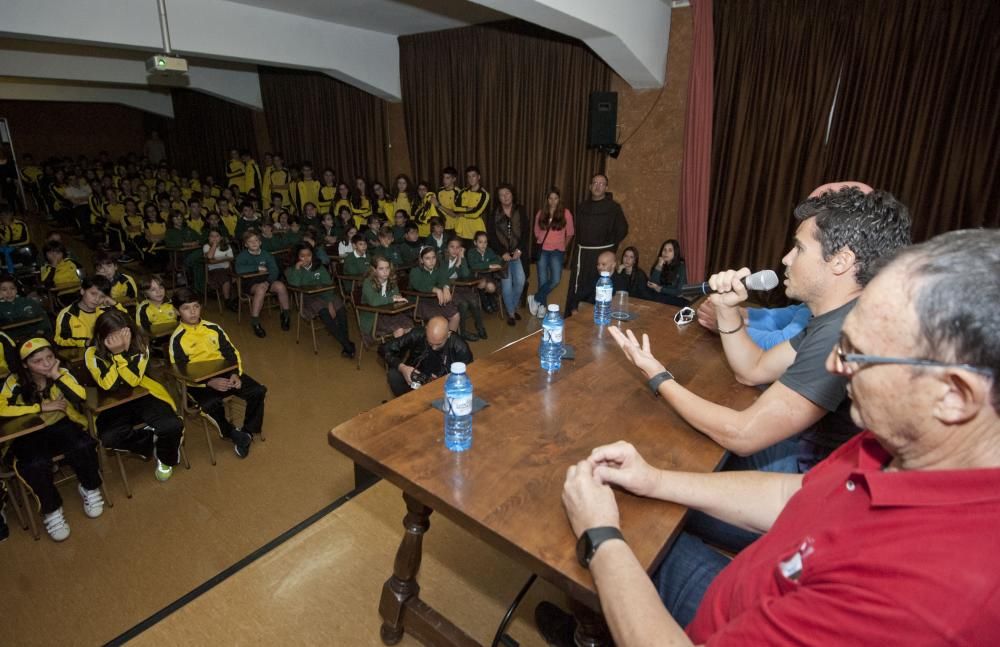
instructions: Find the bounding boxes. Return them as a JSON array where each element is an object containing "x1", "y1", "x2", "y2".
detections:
[
  {"x1": 547, "y1": 304, "x2": 559, "y2": 312},
  {"x1": 450, "y1": 362, "x2": 466, "y2": 374},
  {"x1": 600, "y1": 271, "x2": 611, "y2": 277}
]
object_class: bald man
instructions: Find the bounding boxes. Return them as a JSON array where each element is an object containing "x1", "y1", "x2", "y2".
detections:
[
  {"x1": 382, "y1": 316, "x2": 474, "y2": 397},
  {"x1": 567, "y1": 250, "x2": 628, "y2": 316}
]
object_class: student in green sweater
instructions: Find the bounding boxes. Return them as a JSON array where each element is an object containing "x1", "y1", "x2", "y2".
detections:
[
  {"x1": 392, "y1": 210, "x2": 408, "y2": 243},
  {"x1": 259, "y1": 221, "x2": 288, "y2": 254},
  {"x1": 284, "y1": 242, "x2": 355, "y2": 358},
  {"x1": 363, "y1": 215, "x2": 381, "y2": 244},
  {"x1": 360, "y1": 256, "x2": 414, "y2": 339},
  {"x1": 395, "y1": 223, "x2": 423, "y2": 266},
  {"x1": 165, "y1": 211, "x2": 202, "y2": 288},
  {"x1": 408, "y1": 246, "x2": 460, "y2": 333},
  {"x1": 164, "y1": 210, "x2": 201, "y2": 249},
  {"x1": 300, "y1": 228, "x2": 331, "y2": 265},
  {"x1": 372, "y1": 227, "x2": 403, "y2": 267},
  {"x1": 342, "y1": 233, "x2": 371, "y2": 277},
  {"x1": 234, "y1": 202, "x2": 263, "y2": 241},
  {"x1": 443, "y1": 238, "x2": 486, "y2": 341},
  {"x1": 467, "y1": 230, "x2": 503, "y2": 290},
  {"x1": 0, "y1": 274, "x2": 53, "y2": 339},
  {"x1": 234, "y1": 230, "x2": 291, "y2": 338},
  {"x1": 423, "y1": 217, "x2": 447, "y2": 258}
]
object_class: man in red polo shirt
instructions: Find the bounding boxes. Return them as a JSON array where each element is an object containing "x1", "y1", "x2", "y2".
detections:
[{"x1": 556, "y1": 229, "x2": 1000, "y2": 645}]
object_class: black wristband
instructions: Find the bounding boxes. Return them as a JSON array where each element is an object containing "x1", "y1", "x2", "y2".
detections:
[
  {"x1": 576, "y1": 526, "x2": 625, "y2": 568},
  {"x1": 647, "y1": 370, "x2": 674, "y2": 396}
]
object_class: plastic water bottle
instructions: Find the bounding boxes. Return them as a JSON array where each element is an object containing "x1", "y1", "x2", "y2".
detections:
[
  {"x1": 444, "y1": 362, "x2": 473, "y2": 451},
  {"x1": 594, "y1": 271, "x2": 613, "y2": 325},
  {"x1": 540, "y1": 304, "x2": 564, "y2": 373}
]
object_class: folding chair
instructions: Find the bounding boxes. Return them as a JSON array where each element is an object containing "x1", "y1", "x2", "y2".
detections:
[
  {"x1": 231, "y1": 269, "x2": 277, "y2": 323},
  {"x1": 288, "y1": 284, "x2": 339, "y2": 354}
]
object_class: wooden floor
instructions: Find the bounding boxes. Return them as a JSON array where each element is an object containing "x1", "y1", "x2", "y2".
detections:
[{"x1": 1, "y1": 253, "x2": 569, "y2": 646}]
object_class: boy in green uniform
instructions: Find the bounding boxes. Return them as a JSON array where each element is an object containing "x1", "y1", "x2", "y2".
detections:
[
  {"x1": 408, "y1": 246, "x2": 460, "y2": 334},
  {"x1": 0, "y1": 274, "x2": 52, "y2": 339},
  {"x1": 372, "y1": 227, "x2": 403, "y2": 267},
  {"x1": 395, "y1": 223, "x2": 423, "y2": 266},
  {"x1": 342, "y1": 233, "x2": 371, "y2": 277}
]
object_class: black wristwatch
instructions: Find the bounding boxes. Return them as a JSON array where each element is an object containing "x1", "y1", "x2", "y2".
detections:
[
  {"x1": 647, "y1": 370, "x2": 674, "y2": 396},
  {"x1": 576, "y1": 526, "x2": 625, "y2": 568}
]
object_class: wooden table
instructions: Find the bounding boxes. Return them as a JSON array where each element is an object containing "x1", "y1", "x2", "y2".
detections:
[
  {"x1": 0, "y1": 415, "x2": 48, "y2": 443},
  {"x1": 328, "y1": 300, "x2": 760, "y2": 646}
]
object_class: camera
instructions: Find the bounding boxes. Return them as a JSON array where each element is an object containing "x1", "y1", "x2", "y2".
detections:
[{"x1": 410, "y1": 369, "x2": 429, "y2": 389}]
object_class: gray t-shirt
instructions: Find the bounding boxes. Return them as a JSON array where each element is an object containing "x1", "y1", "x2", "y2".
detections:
[{"x1": 780, "y1": 299, "x2": 860, "y2": 455}]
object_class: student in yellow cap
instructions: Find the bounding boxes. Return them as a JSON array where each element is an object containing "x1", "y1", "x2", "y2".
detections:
[{"x1": 0, "y1": 338, "x2": 104, "y2": 542}]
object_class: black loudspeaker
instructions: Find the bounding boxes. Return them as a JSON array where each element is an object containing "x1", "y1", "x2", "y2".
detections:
[{"x1": 587, "y1": 91, "x2": 618, "y2": 149}]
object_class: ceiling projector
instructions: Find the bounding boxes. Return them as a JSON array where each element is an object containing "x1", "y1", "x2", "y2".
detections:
[{"x1": 146, "y1": 54, "x2": 188, "y2": 75}]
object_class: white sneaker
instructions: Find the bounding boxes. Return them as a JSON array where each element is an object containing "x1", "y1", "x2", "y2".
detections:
[
  {"x1": 527, "y1": 294, "x2": 538, "y2": 317},
  {"x1": 155, "y1": 461, "x2": 174, "y2": 482},
  {"x1": 43, "y1": 507, "x2": 71, "y2": 541},
  {"x1": 78, "y1": 483, "x2": 105, "y2": 518}
]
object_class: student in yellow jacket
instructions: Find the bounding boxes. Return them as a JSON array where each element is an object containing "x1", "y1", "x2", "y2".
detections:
[
  {"x1": 0, "y1": 338, "x2": 104, "y2": 541},
  {"x1": 295, "y1": 164, "x2": 321, "y2": 214},
  {"x1": 226, "y1": 149, "x2": 246, "y2": 192},
  {"x1": 85, "y1": 309, "x2": 183, "y2": 482},
  {"x1": 318, "y1": 169, "x2": 338, "y2": 215},
  {"x1": 450, "y1": 166, "x2": 490, "y2": 242},
  {"x1": 55, "y1": 276, "x2": 127, "y2": 348},
  {"x1": 168, "y1": 288, "x2": 267, "y2": 458}
]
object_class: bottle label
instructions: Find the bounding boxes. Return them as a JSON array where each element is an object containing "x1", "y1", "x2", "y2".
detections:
[
  {"x1": 596, "y1": 286, "x2": 613, "y2": 303},
  {"x1": 448, "y1": 395, "x2": 473, "y2": 416},
  {"x1": 544, "y1": 327, "x2": 563, "y2": 343}
]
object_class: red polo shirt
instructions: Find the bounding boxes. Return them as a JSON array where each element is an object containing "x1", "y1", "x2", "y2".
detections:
[{"x1": 688, "y1": 431, "x2": 1000, "y2": 645}]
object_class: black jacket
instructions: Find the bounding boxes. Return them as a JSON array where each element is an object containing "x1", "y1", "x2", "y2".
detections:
[{"x1": 382, "y1": 326, "x2": 474, "y2": 377}]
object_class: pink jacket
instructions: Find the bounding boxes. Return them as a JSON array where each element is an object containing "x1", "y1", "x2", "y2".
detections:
[{"x1": 534, "y1": 209, "x2": 575, "y2": 252}]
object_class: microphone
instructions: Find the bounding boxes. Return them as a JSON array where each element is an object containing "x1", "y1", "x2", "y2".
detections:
[{"x1": 679, "y1": 269, "x2": 780, "y2": 297}]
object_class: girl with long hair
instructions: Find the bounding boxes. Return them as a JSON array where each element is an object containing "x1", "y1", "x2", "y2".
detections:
[
  {"x1": 616, "y1": 246, "x2": 650, "y2": 298},
  {"x1": 361, "y1": 256, "x2": 413, "y2": 339},
  {"x1": 284, "y1": 242, "x2": 356, "y2": 358},
  {"x1": 1, "y1": 338, "x2": 104, "y2": 541},
  {"x1": 647, "y1": 238, "x2": 689, "y2": 306},
  {"x1": 529, "y1": 186, "x2": 575, "y2": 315},
  {"x1": 85, "y1": 309, "x2": 184, "y2": 482}
]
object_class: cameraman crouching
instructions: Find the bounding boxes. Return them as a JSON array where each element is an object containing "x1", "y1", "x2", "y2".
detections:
[{"x1": 383, "y1": 316, "x2": 474, "y2": 397}]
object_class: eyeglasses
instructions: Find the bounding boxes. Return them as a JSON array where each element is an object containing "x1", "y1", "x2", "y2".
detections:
[
  {"x1": 833, "y1": 343, "x2": 995, "y2": 378},
  {"x1": 674, "y1": 307, "x2": 695, "y2": 326}
]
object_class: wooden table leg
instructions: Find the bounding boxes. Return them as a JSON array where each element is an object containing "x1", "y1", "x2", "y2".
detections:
[
  {"x1": 379, "y1": 493, "x2": 432, "y2": 645},
  {"x1": 353, "y1": 463, "x2": 379, "y2": 490},
  {"x1": 569, "y1": 597, "x2": 612, "y2": 647}
]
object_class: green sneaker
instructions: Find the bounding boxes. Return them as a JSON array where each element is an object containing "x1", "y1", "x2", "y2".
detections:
[{"x1": 155, "y1": 462, "x2": 173, "y2": 482}]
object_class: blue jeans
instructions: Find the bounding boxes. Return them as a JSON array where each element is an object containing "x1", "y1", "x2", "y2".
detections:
[
  {"x1": 534, "y1": 250, "x2": 564, "y2": 306},
  {"x1": 685, "y1": 434, "x2": 811, "y2": 553},
  {"x1": 501, "y1": 259, "x2": 526, "y2": 314},
  {"x1": 652, "y1": 532, "x2": 731, "y2": 628}
]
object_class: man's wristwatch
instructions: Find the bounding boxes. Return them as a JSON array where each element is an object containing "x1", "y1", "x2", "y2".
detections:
[
  {"x1": 647, "y1": 370, "x2": 674, "y2": 396},
  {"x1": 576, "y1": 526, "x2": 625, "y2": 568}
]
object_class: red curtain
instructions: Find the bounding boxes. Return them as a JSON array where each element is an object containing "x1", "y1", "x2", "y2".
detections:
[{"x1": 677, "y1": 0, "x2": 714, "y2": 283}]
